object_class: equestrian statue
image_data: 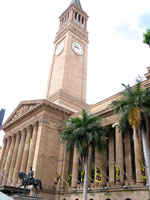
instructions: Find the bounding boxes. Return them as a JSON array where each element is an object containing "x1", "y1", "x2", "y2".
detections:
[{"x1": 18, "y1": 166, "x2": 42, "y2": 197}]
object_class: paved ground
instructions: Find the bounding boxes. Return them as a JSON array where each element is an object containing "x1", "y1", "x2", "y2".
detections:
[{"x1": 0, "y1": 191, "x2": 13, "y2": 200}]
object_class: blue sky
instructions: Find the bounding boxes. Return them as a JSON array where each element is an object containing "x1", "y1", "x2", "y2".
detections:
[
  {"x1": 0, "y1": 0, "x2": 150, "y2": 145},
  {"x1": 116, "y1": 11, "x2": 150, "y2": 40},
  {"x1": 140, "y1": 12, "x2": 150, "y2": 28}
]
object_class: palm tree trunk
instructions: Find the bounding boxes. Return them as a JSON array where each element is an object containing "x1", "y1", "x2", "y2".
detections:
[
  {"x1": 83, "y1": 153, "x2": 88, "y2": 200},
  {"x1": 141, "y1": 127, "x2": 150, "y2": 200}
]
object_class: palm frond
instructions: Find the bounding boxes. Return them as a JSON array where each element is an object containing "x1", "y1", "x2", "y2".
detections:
[
  {"x1": 60, "y1": 109, "x2": 107, "y2": 156},
  {"x1": 110, "y1": 78, "x2": 150, "y2": 134},
  {"x1": 118, "y1": 112, "x2": 130, "y2": 132}
]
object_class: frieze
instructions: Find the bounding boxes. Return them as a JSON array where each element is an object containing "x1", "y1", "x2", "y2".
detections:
[
  {"x1": 55, "y1": 24, "x2": 88, "y2": 43},
  {"x1": 102, "y1": 114, "x2": 120, "y2": 126}
]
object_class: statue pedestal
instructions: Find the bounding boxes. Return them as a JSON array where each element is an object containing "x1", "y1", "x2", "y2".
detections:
[{"x1": 13, "y1": 195, "x2": 43, "y2": 200}]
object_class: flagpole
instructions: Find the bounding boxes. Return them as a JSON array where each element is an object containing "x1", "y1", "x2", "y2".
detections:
[
  {"x1": 114, "y1": 161, "x2": 131, "y2": 180},
  {"x1": 77, "y1": 178, "x2": 81, "y2": 184},
  {"x1": 0, "y1": 172, "x2": 12, "y2": 184},
  {"x1": 60, "y1": 176, "x2": 67, "y2": 184},
  {"x1": 88, "y1": 175, "x2": 94, "y2": 182},
  {"x1": 135, "y1": 156, "x2": 146, "y2": 168},
  {"x1": 96, "y1": 165, "x2": 110, "y2": 180}
]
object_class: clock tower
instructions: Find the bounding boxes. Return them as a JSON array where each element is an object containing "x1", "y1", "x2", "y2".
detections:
[{"x1": 46, "y1": 0, "x2": 89, "y2": 111}]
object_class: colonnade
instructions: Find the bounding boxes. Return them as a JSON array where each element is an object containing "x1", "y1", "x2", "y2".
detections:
[
  {"x1": 73, "y1": 10, "x2": 86, "y2": 28},
  {"x1": 0, "y1": 122, "x2": 38, "y2": 186},
  {"x1": 59, "y1": 8, "x2": 87, "y2": 30},
  {"x1": 70, "y1": 125, "x2": 146, "y2": 188}
]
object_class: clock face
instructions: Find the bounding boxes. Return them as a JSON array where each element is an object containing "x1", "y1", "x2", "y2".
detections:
[
  {"x1": 72, "y1": 42, "x2": 83, "y2": 55},
  {"x1": 55, "y1": 41, "x2": 64, "y2": 56}
]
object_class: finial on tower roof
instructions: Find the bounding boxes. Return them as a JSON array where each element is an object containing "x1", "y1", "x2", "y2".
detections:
[{"x1": 71, "y1": 0, "x2": 82, "y2": 10}]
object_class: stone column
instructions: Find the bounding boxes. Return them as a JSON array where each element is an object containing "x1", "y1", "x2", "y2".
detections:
[
  {"x1": 100, "y1": 150, "x2": 107, "y2": 186},
  {"x1": 69, "y1": 9, "x2": 73, "y2": 21},
  {"x1": 88, "y1": 146, "x2": 92, "y2": 185},
  {"x1": 125, "y1": 130, "x2": 133, "y2": 180},
  {"x1": 0, "y1": 137, "x2": 11, "y2": 185},
  {"x1": 20, "y1": 126, "x2": 32, "y2": 173},
  {"x1": 13, "y1": 130, "x2": 26, "y2": 185},
  {"x1": 26, "y1": 122, "x2": 38, "y2": 173},
  {"x1": 108, "y1": 129, "x2": 115, "y2": 184},
  {"x1": 60, "y1": 145, "x2": 70, "y2": 188},
  {"x1": 83, "y1": 17, "x2": 85, "y2": 28},
  {"x1": 80, "y1": 15, "x2": 82, "y2": 26},
  {"x1": 2, "y1": 135, "x2": 16, "y2": 185},
  {"x1": 134, "y1": 128, "x2": 145, "y2": 184},
  {"x1": 8, "y1": 132, "x2": 20, "y2": 185},
  {"x1": 71, "y1": 148, "x2": 79, "y2": 188},
  {"x1": 0, "y1": 138, "x2": 7, "y2": 171},
  {"x1": 115, "y1": 125, "x2": 124, "y2": 184},
  {"x1": 76, "y1": 13, "x2": 79, "y2": 23},
  {"x1": 85, "y1": 19, "x2": 87, "y2": 30}
]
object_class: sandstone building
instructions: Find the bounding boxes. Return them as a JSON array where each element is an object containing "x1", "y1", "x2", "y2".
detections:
[{"x1": 0, "y1": 0, "x2": 150, "y2": 199}]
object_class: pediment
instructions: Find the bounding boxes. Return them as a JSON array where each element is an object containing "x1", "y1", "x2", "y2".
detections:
[{"x1": 3, "y1": 100, "x2": 42, "y2": 127}]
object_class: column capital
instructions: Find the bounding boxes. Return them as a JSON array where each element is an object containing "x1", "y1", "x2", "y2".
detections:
[
  {"x1": 11, "y1": 134, "x2": 16, "y2": 141},
  {"x1": 112, "y1": 122, "x2": 119, "y2": 128},
  {"x1": 21, "y1": 129, "x2": 26, "y2": 136},
  {"x1": 3, "y1": 137, "x2": 7, "y2": 143},
  {"x1": 6, "y1": 136, "x2": 11, "y2": 142},
  {"x1": 33, "y1": 121, "x2": 38, "y2": 129},
  {"x1": 15, "y1": 131, "x2": 21, "y2": 137},
  {"x1": 26, "y1": 125, "x2": 32, "y2": 133}
]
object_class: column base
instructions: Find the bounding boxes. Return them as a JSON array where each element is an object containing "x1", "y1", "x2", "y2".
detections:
[
  {"x1": 106, "y1": 181, "x2": 115, "y2": 187},
  {"x1": 77, "y1": 183, "x2": 83, "y2": 190},
  {"x1": 90, "y1": 182, "x2": 106, "y2": 189},
  {"x1": 115, "y1": 182, "x2": 124, "y2": 187},
  {"x1": 65, "y1": 186, "x2": 77, "y2": 191},
  {"x1": 136, "y1": 182, "x2": 145, "y2": 186},
  {"x1": 125, "y1": 179, "x2": 135, "y2": 186}
]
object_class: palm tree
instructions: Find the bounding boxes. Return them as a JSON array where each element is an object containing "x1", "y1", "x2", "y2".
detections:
[
  {"x1": 143, "y1": 29, "x2": 150, "y2": 47},
  {"x1": 110, "y1": 79, "x2": 150, "y2": 200},
  {"x1": 60, "y1": 109, "x2": 107, "y2": 200}
]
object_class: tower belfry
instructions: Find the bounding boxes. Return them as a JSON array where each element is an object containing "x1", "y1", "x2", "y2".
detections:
[{"x1": 46, "y1": 0, "x2": 89, "y2": 111}]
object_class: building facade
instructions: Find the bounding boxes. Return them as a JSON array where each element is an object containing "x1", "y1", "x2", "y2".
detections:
[{"x1": 0, "y1": 1, "x2": 150, "y2": 200}]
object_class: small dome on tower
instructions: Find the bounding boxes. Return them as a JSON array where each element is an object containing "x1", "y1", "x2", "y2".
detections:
[{"x1": 70, "y1": 0, "x2": 82, "y2": 10}]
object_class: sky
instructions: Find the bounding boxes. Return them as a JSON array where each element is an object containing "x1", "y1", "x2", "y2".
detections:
[{"x1": 0, "y1": 0, "x2": 150, "y2": 145}]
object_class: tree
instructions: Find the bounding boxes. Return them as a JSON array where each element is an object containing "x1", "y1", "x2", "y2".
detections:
[
  {"x1": 143, "y1": 29, "x2": 150, "y2": 47},
  {"x1": 60, "y1": 109, "x2": 107, "y2": 200},
  {"x1": 110, "y1": 79, "x2": 150, "y2": 200}
]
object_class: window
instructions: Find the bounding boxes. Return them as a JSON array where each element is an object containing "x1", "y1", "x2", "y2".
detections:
[
  {"x1": 78, "y1": 15, "x2": 80, "y2": 25},
  {"x1": 81, "y1": 17, "x2": 84, "y2": 28},
  {"x1": 74, "y1": 12, "x2": 77, "y2": 22}
]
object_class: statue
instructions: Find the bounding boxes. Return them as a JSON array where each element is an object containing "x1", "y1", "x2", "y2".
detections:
[
  {"x1": 27, "y1": 166, "x2": 34, "y2": 184},
  {"x1": 18, "y1": 167, "x2": 42, "y2": 197}
]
